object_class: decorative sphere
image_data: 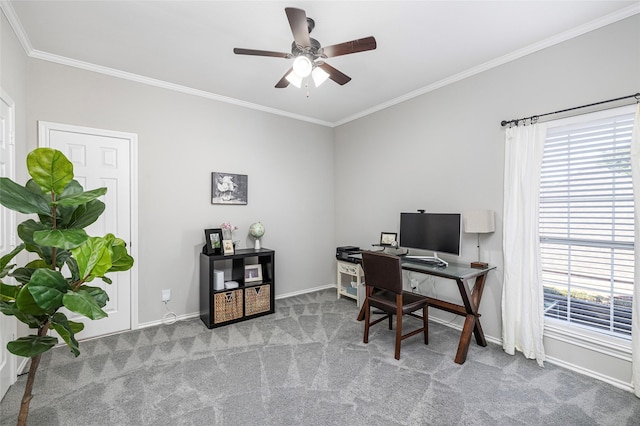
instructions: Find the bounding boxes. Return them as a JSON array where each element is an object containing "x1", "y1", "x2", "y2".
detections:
[{"x1": 249, "y1": 222, "x2": 265, "y2": 239}]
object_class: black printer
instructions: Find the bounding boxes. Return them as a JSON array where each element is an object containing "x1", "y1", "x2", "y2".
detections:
[{"x1": 336, "y1": 246, "x2": 361, "y2": 263}]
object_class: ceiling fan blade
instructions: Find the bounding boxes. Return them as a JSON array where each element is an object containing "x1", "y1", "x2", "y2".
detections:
[
  {"x1": 285, "y1": 7, "x2": 311, "y2": 48},
  {"x1": 316, "y1": 62, "x2": 351, "y2": 85},
  {"x1": 233, "y1": 48, "x2": 291, "y2": 58},
  {"x1": 321, "y1": 36, "x2": 377, "y2": 58},
  {"x1": 275, "y1": 68, "x2": 293, "y2": 88}
]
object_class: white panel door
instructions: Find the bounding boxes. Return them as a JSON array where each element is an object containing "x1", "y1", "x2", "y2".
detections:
[
  {"x1": 0, "y1": 91, "x2": 17, "y2": 400},
  {"x1": 39, "y1": 122, "x2": 138, "y2": 339}
]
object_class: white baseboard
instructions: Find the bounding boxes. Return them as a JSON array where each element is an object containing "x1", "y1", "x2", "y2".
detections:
[
  {"x1": 137, "y1": 311, "x2": 200, "y2": 329},
  {"x1": 275, "y1": 283, "x2": 335, "y2": 300},
  {"x1": 545, "y1": 355, "x2": 634, "y2": 393}
]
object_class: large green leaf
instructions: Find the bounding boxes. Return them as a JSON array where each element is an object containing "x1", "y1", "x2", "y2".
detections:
[
  {"x1": 101, "y1": 234, "x2": 133, "y2": 272},
  {"x1": 78, "y1": 285, "x2": 109, "y2": 308},
  {"x1": 55, "y1": 180, "x2": 84, "y2": 227},
  {"x1": 56, "y1": 187, "x2": 107, "y2": 207},
  {"x1": 15, "y1": 285, "x2": 47, "y2": 315},
  {"x1": 17, "y1": 219, "x2": 47, "y2": 245},
  {"x1": 62, "y1": 289, "x2": 107, "y2": 320},
  {"x1": 27, "y1": 269, "x2": 70, "y2": 311},
  {"x1": 51, "y1": 312, "x2": 82, "y2": 357},
  {"x1": 0, "y1": 177, "x2": 51, "y2": 215},
  {"x1": 109, "y1": 244, "x2": 134, "y2": 272},
  {"x1": 71, "y1": 237, "x2": 112, "y2": 281},
  {"x1": 27, "y1": 148, "x2": 73, "y2": 195},
  {"x1": 7, "y1": 335, "x2": 58, "y2": 358},
  {"x1": 66, "y1": 199, "x2": 106, "y2": 229},
  {"x1": 33, "y1": 229, "x2": 88, "y2": 249}
]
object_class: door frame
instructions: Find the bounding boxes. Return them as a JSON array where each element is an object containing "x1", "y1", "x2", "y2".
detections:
[
  {"x1": 38, "y1": 121, "x2": 139, "y2": 332},
  {"x1": 1, "y1": 88, "x2": 18, "y2": 398}
]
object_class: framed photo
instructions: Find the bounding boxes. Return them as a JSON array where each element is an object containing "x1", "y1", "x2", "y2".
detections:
[
  {"x1": 380, "y1": 232, "x2": 398, "y2": 247},
  {"x1": 212, "y1": 172, "x2": 248, "y2": 205},
  {"x1": 204, "y1": 228, "x2": 223, "y2": 255},
  {"x1": 244, "y1": 264, "x2": 263, "y2": 283},
  {"x1": 222, "y1": 239, "x2": 235, "y2": 255}
]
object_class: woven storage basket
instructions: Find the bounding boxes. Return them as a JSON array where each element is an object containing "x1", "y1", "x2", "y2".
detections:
[
  {"x1": 213, "y1": 289, "x2": 243, "y2": 324},
  {"x1": 245, "y1": 284, "x2": 271, "y2": 316}
]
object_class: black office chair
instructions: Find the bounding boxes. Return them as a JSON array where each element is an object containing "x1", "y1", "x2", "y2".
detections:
[{"x1": 361, "y1": 251, "x2": 430, "y2": 360}]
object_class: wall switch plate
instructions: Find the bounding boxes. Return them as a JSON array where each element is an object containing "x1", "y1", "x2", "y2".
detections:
[{"x1": 162, "y1": 289, "x2": 171, "y2": 302}]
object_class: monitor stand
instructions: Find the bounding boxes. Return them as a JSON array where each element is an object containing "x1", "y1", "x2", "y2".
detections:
[{"x1": 404, "y1": 252, "x2": 448, "y2": 267}]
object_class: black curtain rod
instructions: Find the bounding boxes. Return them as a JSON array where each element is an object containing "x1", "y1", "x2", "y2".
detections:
[{"x1": 500, "y1": 92, "x2": 640, "y2": 127}]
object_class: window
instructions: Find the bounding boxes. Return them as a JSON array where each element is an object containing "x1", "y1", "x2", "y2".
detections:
[{"x1": 540, "y1": 107, "x2": 635, "y2": 340}]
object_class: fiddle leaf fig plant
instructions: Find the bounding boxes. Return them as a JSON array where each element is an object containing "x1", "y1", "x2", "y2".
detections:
[{"x1": 0, "y1": 147, "x2": 134, "y2": 426}]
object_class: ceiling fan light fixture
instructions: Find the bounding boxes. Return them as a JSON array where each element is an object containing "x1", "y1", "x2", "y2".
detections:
[
  {"x1": 292, "y1": 55, "x2": 312, "y2": 77},
  {"x1": 312, "y1": 66, "x2": 330, "y2": 87},
  {"x1": 285, "y1": 71, "x2": 303, "y2": 88}
]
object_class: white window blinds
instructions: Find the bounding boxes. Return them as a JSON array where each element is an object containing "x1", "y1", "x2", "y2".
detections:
[{"x1": 540, "y1": 110, "x2": 635, "y2": 339}]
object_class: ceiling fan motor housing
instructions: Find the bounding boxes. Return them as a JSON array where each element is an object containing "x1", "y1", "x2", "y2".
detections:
[{"x1": 291, "y1": 38, "x2": 322, "y2": 59}]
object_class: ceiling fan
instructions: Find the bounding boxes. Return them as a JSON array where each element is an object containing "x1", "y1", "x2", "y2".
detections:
[{"x1": 233, "y1": 7, "x2": 377, "y2": 89}]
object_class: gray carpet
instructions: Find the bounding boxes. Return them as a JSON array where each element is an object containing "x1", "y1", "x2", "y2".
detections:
[{"x1": 1, "y1": 289, "x2": 639, "y2": 426}]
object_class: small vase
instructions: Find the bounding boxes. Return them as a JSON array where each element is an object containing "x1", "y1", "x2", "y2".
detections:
[{"x1": 222, "y1": 229, "x2": 232, "y2": 240}]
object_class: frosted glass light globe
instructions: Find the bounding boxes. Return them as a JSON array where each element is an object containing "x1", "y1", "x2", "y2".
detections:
[{"x1": 292, "y1": 56, "x2": 312, "y2": 77}]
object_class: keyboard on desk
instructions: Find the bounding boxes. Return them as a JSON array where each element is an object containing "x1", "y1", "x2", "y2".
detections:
[{"x1": 402, "y1": 257, "x2": 447, "y2": 267}]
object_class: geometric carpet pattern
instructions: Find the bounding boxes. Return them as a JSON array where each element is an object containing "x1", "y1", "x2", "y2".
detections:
[{"x1": 1, "y1": 289, "x2": 639, "y2": 425}]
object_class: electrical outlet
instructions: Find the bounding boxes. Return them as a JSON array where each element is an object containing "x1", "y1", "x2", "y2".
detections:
[{"x1": 162, "y1": 289, "x2": 171, "y2": 302}]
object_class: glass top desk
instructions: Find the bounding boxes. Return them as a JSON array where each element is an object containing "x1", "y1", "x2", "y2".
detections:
[{"x1": 355, "y1": 255, "x2": 496, "y2": 365}]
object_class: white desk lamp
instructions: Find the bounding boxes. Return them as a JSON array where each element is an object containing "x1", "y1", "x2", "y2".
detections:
[{"x1": 463, "y1": 210, "x2": 495, "y2": 269}]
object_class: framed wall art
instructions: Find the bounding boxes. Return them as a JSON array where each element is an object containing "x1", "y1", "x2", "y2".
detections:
[
  {"x1": 204, "y1": 228, "x2": 223, "y2": 255},
  {"x1": 212, "y1": 172, "x2": 248, "y2": 205}
]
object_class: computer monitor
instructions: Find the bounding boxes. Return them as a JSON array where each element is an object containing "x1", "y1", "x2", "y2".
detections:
[{"x1": 399, "y1": 212, "x2": 461, "y2": 264}]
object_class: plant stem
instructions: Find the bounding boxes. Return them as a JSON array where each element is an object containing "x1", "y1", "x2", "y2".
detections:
[
  {"x1": 16, "y1": 323, "x2": 50, "y2": 426},
  {"x1": 50, "y1": 198, "x2": 57, "y2": 268}
]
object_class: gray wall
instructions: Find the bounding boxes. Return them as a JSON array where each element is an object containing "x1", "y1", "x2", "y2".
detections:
[
  {"x1": 334, "y1": 14, "x2": 640, "y2": 385},
  {"x1": 23, "y1": 60, "x2": 335, "y2": 325}
]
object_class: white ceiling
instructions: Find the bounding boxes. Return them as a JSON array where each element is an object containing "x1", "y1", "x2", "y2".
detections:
[{"x1": 4, "y1": 1, "x2": 639, "y2": 126}]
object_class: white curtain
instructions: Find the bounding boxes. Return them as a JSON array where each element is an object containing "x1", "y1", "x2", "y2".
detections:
[
  {"x1": 502, "y1": 123, "x2": 547, "y2": 367},
  {"x1": 631, "y1": 103, "x2": 640, "y2": 398}
]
